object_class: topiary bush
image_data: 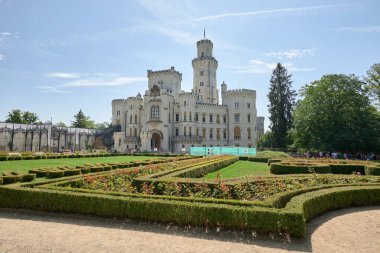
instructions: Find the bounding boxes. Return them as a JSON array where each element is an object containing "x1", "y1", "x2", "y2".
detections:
[
  {"x1": 47, "y1": 170, "x2": 65, "y2": 178},
  {"x1": 330, "y1": 164, "x2": 365, "y2": 175},
  {"x1": 21, "y1": 173, "x2": 36, "y2": 182},
  {"x1": 365, "y1": 165, "x2": 380, "y2": 175},
  {"x1": 270, "y1": 162, "x2": 331, "y2": 174},
  {"x1": 64, "y1": 169, "x2": 81, "y2": 176}
]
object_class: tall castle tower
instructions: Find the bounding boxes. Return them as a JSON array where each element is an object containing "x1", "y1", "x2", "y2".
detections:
[{"x1": 192, "y1": 32, "x2": 219, "y2": 104}]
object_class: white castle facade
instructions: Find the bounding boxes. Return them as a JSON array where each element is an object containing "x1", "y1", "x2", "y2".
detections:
[{"x1": 112, "y1": 37, "x2": 264, "y2": 153}]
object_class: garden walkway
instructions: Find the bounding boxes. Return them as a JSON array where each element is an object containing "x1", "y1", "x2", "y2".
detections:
[{"x1": 0, "y1": 206, "x2": 379, "y2": 253}]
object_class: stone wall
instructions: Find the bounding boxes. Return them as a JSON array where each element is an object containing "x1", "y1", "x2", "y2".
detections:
[{"x1": 0, "y1": 122, "x2": 98, "y2": 152}]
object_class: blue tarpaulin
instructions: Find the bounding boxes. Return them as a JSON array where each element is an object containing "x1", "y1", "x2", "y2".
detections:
[{"x1": 190, "y1": 147, "x2": 256, "y2": 156}]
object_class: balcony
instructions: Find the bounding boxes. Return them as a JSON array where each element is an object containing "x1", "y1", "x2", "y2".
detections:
[{"x1": 173, "y1": 135, "x2": 202, "y2": 143}]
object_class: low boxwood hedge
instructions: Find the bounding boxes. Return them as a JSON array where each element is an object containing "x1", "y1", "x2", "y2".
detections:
[
  {"x1": 47, "y1": 170, "x2": 65, "y2": 178},
  {"x1": 0, "y1": 177, "x2": 2, "y2": 184},
  {"x1": 21, "y1": 173, "x2": 36, "y2": 182},
  {"x1": 63, "y1": 169, "x2": 81, "y2": 176},
  {"x1": 248, "y1": 157, "x2": 269, "y2": 163},
  {"x1": 0, "y1": 156, "x2": 7, "y2": 161},
  {"x1": 365, "y1": 165, "x2": 380, "y2": 175},
  {"x1": 270, "y1": 162, "x2": 331, "y2": 174},
  {"x1": 330, "y1": 164, "x2": 365, "y2": 175}
]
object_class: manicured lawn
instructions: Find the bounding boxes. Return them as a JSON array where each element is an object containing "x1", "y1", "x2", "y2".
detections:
[
  {"x1": 0, "y1": 156, "x2": 160, "y2": 174},
  {"x1": 203, "y1": 160, "x2": 270, "y2": 179}
]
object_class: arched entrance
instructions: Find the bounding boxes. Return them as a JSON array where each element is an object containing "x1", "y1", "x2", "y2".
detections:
[{"x1": 151, "y1": 132, "x2": 161, "y2": 150}]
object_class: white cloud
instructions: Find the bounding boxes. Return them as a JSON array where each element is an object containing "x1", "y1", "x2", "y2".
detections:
[
  {"x1": 60, "y1": 76, "x2": 146, "y2": 88},
  {"x1": 44, "y1": 72, "x2": 82, "y2": 79},
  {"x1": 191, "y1": 3, "x2": 361, "y2": 22},
  {"x1": 37, "y1": 74, "x2": 146, "y2": 93},
  {"x1": 0, "y1": 54, "x2": 4, "y2": 60},
  {"x1": 335, "y1": 26, "x2": 380, "y2": 33},
  {"x1": 36, "y1": 86, "x2": 69, "y2": 93},
  {"x1": 266, "y1": 49, "x2": 315, "y2": 59},
  {"x1": 228, "y1": 59, "x2": 315, "y2": 74}
]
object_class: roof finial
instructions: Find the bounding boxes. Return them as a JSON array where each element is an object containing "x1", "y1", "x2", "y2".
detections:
[{"x1": 204, "y1": 27, "x2": 206, "y2": 39}]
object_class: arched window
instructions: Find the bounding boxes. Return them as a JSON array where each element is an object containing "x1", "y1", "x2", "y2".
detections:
[
  {"x1": 201, "y1": 51, "x2": 204, "y2": 57},
  {"x1": 234, "y1": 127, "x2": 241, "y2": 140},
  {"x1": 247, "y1": 128, "x2": 251, "y2": 140},
  {"x1": 151, "y1": 105, "x2": 160, "y2": 119}
]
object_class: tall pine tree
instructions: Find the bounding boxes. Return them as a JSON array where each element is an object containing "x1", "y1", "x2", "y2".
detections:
[{"x1": 268, "y1": 63, "x2": 296, "y2": 148}]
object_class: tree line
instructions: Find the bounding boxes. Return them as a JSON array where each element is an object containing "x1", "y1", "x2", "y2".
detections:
[
  {"x1": 258, "y1": 63, "x2": 380, "y2": 152},
  {"x1": 4, "y1": 109, "x2": 110, "y2": 130}
]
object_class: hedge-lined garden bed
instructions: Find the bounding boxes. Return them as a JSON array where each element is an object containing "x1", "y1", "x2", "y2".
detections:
[{"x1": 1, "y1": 154, "x2": 380, "y2": 239}]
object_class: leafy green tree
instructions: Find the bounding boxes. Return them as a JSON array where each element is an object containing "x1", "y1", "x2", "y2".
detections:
[
  {"x1": 95, "y1": 121, "x2": 110, "y2": 130},
  {"x1": 267, "y1": 63, "x2": 296, "y2": 148},
  {"x1": 71, "y1": 109, "x2": 95, "y2": 129},
  {"x1": 292, "y1": 74, "x2": 380, "y2": 152},
  {"x1": 364, "y1": 63, "x2": 380, "y2": 106},
  {"x1": 257, "y1": 131, "x2": 274, "y2": 148},
  {"x1": 5, "y1": 109, "x2": 39, "y2": 124},
  {"x1": 55, "y1": 121, "x2": 67, "y2": 127}
]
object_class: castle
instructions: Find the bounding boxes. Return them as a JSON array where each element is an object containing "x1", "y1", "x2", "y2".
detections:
[{"x1": 112, "y1": 36, "x2": 264, "y2": 153}]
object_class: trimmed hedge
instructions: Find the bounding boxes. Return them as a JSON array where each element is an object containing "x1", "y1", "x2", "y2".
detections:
[
  {"x1": 286, "y1": 186, "x2": 380, "y2": 222},
  {"x1": 270, "y1": 162, "x2": 331, "y2": 174},
  {"x1": 63, "y1": 169, "x2": 81, "y2": 176},
  {"x1": 267, "y1": 159, "x2": 282, "y2": 165},
  {"x1": 47, "y1": 170, "x2": 65, "y2": 178},
  {"x1": 330, "y1": 164, "x2": 365, "y2": 175},
  {"x1": 365, "y1": 165, "x2": 380, "y2": 175},
  {"x1": 0, "y1": 156, "x2": 8, "y2": 161},
  {"x1": 0, "y1": 177, "x2": 2, "y2": 184},
  {"x1": 21, "y1": 173, "x2": 36, "y2": 182},
  {"x1": 248, "y1": 157, "x2": 269, "y2": 163},
  {"x1": 0, "y1": 186, "x2": 302, "y2": 237}
]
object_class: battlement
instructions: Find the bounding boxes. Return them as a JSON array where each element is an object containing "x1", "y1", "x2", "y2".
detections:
[
  {"x1": 112, "y1": 99, "x2": 127, "y2": 104},
  {"x1": 179, "y1": 91, "x2": 197, "y2": 97},
  {"x1": 222, "y1": 89, "x2": 256, "y2": 98},
  {"x1": 192, "y1": 56, "x2": 217, "y2": 64},
  {"x1": 196, "y1": 39, "x2": 213, "y2": 46},
  {"x1": 195, "y1": 102, "x2": 227, "y2": 108},
  {"x1": 147, "y1": 67, "x2": 182, "y2": 77}
]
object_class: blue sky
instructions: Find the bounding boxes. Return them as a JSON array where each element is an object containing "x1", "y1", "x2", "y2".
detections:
[{"x1": 0, "y1": 0, "x2": 379, "y2": 129}]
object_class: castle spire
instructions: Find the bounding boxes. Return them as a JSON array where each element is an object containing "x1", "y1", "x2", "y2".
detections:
[{"x1": 203, "y1": 28, "x2": 206, "y2": 39}]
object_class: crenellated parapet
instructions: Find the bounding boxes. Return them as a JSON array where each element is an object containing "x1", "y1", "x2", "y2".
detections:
[
  {"x1": 222, "y1": 89, "x2": 256, "y2": 99},
  {"x1": 147, "y1": 66, "x2": 182, "y2": 78}
]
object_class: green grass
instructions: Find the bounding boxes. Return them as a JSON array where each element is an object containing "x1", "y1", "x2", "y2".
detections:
[
  {"x1": 203, "y1": 160, "x2": 271, "y2": 179},
  {"x1": 0, "y1": 156, "x2": 160, "y2": 174}
]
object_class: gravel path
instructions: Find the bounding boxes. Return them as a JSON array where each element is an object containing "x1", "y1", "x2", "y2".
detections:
[{"x1": 0, "y1": 206, "x2": 379, "y2": 253}]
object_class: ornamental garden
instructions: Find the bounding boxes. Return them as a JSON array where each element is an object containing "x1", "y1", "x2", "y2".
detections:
[{"x1": 0, "y1": 151, "x2": 380, "y2": 238}]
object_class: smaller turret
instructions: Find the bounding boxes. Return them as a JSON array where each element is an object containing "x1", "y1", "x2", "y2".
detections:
[{"x1": 221, "y1": 81, "x2": 227, "y2": 94}]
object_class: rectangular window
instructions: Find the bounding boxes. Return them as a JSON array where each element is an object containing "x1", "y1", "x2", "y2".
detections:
[
  {"x1": 234, "y1": 114, "x2": 240, "y2": 123},
  {"x1": 184, "y1": 112, "x2": 187, "y2": 121},
  {"x1": 223, "y1": 115, "x2": 227, "y2": 123},
  {"x1": 200, "y1": 70, "x2": 204, "y2": 76},
  {"x1": 223, "y1": 129, "x2": 227, "y2": 139},
  {"x1": 189, "y1": 112, "x2": 192, "y2": 121},
  {"x1": 216, "y1": 114, "x2": 220, "y2": 123},
  {"x1": 209, "y1": 128, "x2": 213, "y2": 139},
  {"x1": 209, "y1": 114, "x2": 213, "y2": 123},
  {"x1": 184, "y1": 101, "x2": 186, "y2": 106},
  {"x1": 217, "y1": 129, "x2": 220, "y2": 140},
  {"x1": 202, "y1": 114, "x2": 206, "y2": 122},
  {"x1": 176, "y1": 114, "x2": 179, "y2": 122},
  {"x1": 175, "y1": 128, "x2": 179, "y2": 136},
  {"x1": 184, "y1": 126, "x2": 186, "y2": 136},
  {"x1": 247, "y1": 102, "x2": 251, "y2": 109},
  {"x1": 247, "y1": 114, "x2": 251, "y2": 123},
  {"x1": 134, "y1": 115, "x2": 137, "y2": 124},
  {"x1": 195, "y1": 113, "x2": 199, "y2": 122},
  {"x1": 196, "y1": 127, "x2": 199, "y2": 136},
  {"x1": 235, "y1": 102, "x2": 239, "y2": 109},
  {"x1": 202, "y1": 128, "x2": 206, "y2": 139},
  {"x1": 169, "y1": 113, "x2": 171, "y2": 122},
  {"x1": 200, "y1": 81, "x2": 204, "y2": 86},
  {"x1": 189, "y1": 126, "x2": 192, "y2": 136}
]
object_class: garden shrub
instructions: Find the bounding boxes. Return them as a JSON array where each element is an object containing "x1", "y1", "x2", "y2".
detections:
[
  {"x1": 0, "y1": 177, "x2": 2, "y2": 184},
  {"x1": 270, "y1": 162, "x2": 331, "y2": 174},
  {"x1": 330, "y1": 164, "x2": 365, "y2": 175},
  {"x1": 80, "y1": 167, "x2": 91, "y2": 174},
  {"x1": 47, "y1": 170, "x2": 65, "y2": 178},
  {"x1": 248, "y1": 157, "x2": 269, "y2": 163},
  {"x1": 239, "y1": 156, "x2": 249, "y2": 161},
  {"x1": 267, "y1": 159, "x2": 282, "y2": 165},
  {"x1": 365, "y1": 165, "x2": 380, "y2": 175},
  {"x1": 64, "y1": 169, "x2": 81, "y2": 176},
  {"x1": 0, "y1": 156, "x2": 8, "y2": 161},
  {"x1": 21, "y1": 173, "x2": 36, "y2": 182}
]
